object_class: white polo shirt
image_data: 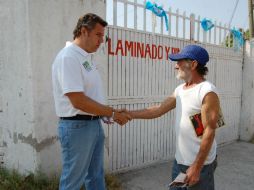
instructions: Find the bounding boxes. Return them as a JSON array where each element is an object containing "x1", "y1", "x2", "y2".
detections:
[
  {"x1": 52, "y1": 42, "x2": 105, "y2": 117},
  {"x1": 174, "y1": 81, "x2": 217, "y2": 166}
]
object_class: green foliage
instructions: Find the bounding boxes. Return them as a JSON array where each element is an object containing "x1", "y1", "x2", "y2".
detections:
[
  {"x1": 0, "y1": 168, "x2": 122, "y2": 190},
  {"x1": 225, "y1": 33, "x2": 234, "y2": 47},
  {"x1": 105, "y1": 174, "x2": 122, "y2": 190},
  {"x1": 250, "y1": 134, "x2": 254, "y2": 144},
  {"x1": 224, "y1": 28, "x2": 249, "y2": 48},
  {"x1": 0, "y1": 168, "x2": 58, "y2": 190},
  {"x1": 244, "y1": 29, "x2": 250, "y2": 40}
]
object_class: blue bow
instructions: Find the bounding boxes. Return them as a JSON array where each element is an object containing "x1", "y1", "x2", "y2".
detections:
[
  {"x1": 231, "y1": 28, "x2": 244, "y2": 50},
  {"x1": 145, "y1": 1, "x2": 169, "y2": 31},
  {"x1": 201, "y1": 18, "x2": 214, "y2": 31}
]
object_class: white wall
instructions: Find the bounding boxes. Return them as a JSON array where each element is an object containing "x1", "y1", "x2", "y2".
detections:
[
  {"x1": 0, "y1": 0, "x2": 37, "y2": 173},
  {"x1": 240, "y1": 39, "x2": 254, "y2": 141},
  {"x1": 0, "y1": 0, "x2": 107, "y2": 175}
]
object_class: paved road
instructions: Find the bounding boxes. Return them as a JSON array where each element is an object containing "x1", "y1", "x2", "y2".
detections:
[{"x1": 117, "y1": 141, "x2": 254, "y2": 190}]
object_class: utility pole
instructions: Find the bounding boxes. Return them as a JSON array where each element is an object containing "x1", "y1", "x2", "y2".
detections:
[{"x1": 249, "y1": 0, "x2": 254, "y2": 38}]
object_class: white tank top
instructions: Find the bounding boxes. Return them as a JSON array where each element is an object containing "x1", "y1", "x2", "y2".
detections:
[{"x1": 174, "y1": 81, "x2": 218, "y2": 166}]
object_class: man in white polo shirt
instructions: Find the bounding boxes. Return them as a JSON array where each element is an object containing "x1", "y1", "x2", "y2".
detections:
[
  {"x1": 126, "y1": 45, "x2": 219, "y2": 190},
  {"x1": 52, "y1": 13, "x2": 130, "y2": 190}
]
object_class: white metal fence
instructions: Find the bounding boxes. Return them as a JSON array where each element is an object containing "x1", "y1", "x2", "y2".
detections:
[
  {"x1": 104, "y1": 0, "x2": 243, "y2": 172},
  {"x1": 107, "y1": 0, "x2": 237, "y2": 46}
]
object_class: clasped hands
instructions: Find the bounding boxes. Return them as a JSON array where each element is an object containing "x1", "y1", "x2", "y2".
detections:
[{"x1": 103, "y1": 109, "x2": 132, "y2": 126}]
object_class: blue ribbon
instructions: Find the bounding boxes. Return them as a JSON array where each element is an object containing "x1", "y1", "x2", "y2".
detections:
[
  {"x1": 145, "y1": 1, "x2": 169, "y2": 31},
  {"x1": 231, "y1": 28, "x2": 244, "y2": 48},
  {"x1": 201, "y1": 18, "x2": 214, "y2": 31}
]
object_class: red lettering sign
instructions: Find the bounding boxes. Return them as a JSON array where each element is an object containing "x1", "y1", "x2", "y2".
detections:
[
  {"x1": 158, "y1": 45, "x2": 163, "y2": 59},
  {"x1": 107, "y1": 38, "x2": 180, "y2": 61},
  {"x1": 165, "y1": 46, "x2": 171, "y2": 60},
  {"x1": 108, "y1": 38, "x2": 114, "y2": 55},
  {"x1": 125, "y1": 41, "x2": 133, "y2": 56},
  {"x1": 145, "y1": 44, "x2": 151, "y2": 59},
  {"x1": 115, "y1": 40, "x2": 124, "y2": 55},
  {"x1": 137, "y1": 42, "x2": 144, "y2": 58}
]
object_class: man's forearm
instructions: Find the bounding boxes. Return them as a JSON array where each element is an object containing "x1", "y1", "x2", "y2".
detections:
[
  {"x1": 78, "y1": 97, "x2": 113, "y2": 117},
  {"x1": 129, "y1": 96, "x2": 176, "y2": 119},
  {"x1": 192, "y1": 91, "x2": 219, "y2": 170},
  {"x1": 74, "y1": 95, "x2": 131, "y2": 125},
  {"x1": 67, "y1": 93, "x2": 113, "y2": 117},
  {"x1": 192, "y1": 127, "x2": 216, "y2": 170},
  {"x1": 129, "y1": 105, "x2": 162, "y2": 119}
]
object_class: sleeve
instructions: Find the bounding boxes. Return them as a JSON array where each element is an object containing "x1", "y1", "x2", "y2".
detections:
[
  {"x1": 58, "y1": 56, "x2": 84, "y2": 94},
  {"x1": 173, "y1": 84, "x2": 183, "y2": 97},
  {"x1": 173, "y1": 87, "x2": 178, "y2": 97},
  {"x1": 199, "y1": 82, "x2": 218, "y2": 102}
]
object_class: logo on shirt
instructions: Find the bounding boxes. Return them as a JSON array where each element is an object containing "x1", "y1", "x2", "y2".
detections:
[{"x1": 82, "y1": 61, "x2": 92, "y2": 72}]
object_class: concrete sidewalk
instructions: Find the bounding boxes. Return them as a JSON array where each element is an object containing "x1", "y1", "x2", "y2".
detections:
[{"x1": 117, "y1": 141, "x2": 254, "y2": 190}]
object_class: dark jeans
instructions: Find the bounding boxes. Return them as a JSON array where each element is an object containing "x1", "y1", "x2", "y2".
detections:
[{"x1": 170, "y1": 157, "x2": 217, "y2": 190}]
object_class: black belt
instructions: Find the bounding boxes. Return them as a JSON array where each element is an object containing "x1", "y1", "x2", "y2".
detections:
[{"x1": 60, "y1": 114, "x2": 100, "y2": 120}]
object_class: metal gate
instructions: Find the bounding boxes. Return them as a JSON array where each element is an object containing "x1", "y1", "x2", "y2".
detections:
[{"x1": 104, "y1": 0, "x2": 243, "y2": 172}]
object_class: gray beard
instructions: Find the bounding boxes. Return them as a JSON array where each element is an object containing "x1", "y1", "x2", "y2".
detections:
[
  {"x1": 176, "y1": 72, "x2": 192, "y2": 82},
  {"x1": 176, "y1": 73, "x2": 181, "y2": 80}
]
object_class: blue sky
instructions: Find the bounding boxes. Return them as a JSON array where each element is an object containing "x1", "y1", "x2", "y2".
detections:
[
  {"x1": 159, "y1": 0, "x2": 248, "y2": 30},
  {"x1": 107, "y1": 0, "x2": 249, "y2": 30}
]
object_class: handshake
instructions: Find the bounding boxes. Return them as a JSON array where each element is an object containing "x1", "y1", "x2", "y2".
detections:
[{"x1": 102, "y1": 109, "x2": 132, "y2": 126}]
